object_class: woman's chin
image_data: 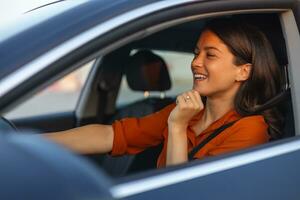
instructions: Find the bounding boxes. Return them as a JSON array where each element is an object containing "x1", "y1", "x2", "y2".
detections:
[
  {"x1": 197, "y1": 91, "x2": 213, "y2": 97},
  {"x1": 192, "y1": 87, "x2": 207, "y2": 96}
]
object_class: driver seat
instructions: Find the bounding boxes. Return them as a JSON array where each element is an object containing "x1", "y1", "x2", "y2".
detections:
[{"x1": 102, "y1": 50, "x2": 173, "y2": 177}]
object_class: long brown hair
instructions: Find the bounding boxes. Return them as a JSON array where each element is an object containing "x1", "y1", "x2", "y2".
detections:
[{"x1": 204, "y1": 18, "x2": 283, "y2": 139}]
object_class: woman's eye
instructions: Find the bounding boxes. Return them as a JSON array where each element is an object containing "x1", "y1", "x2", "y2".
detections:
[{"x1": 207, "y1": 53, "x2": 216, "y2": 58}]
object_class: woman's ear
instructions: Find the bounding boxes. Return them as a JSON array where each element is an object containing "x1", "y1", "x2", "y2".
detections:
[{"x1": 236, "y1": 63, "x2": 252, "y2": 81}]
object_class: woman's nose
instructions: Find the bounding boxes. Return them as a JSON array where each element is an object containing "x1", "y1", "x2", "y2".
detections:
[{"x1": 192, "y1": 54, "x2": 204, "y2": 67}]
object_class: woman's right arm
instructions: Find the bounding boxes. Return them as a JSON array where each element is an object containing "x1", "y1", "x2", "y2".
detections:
[
  {"x1": 44, "y1": 103, "x2": 176, "y2": 156},
  {"x1": 44, "y1": 124, "x2": 113, "y2": 154}
]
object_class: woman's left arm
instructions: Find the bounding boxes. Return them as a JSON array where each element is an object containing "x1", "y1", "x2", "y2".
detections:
[
  {"x1": 166, "y1": 123, "x2": 189, "y2": 166},
  {"x1": 166, "y1": 90, "x2": 203, "y2": 166}
]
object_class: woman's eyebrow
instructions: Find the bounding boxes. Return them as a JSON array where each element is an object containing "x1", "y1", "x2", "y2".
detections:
[
  {"x1": 194, "y1": 46, "x2": 222, "y2": 53},
  {"x1": 204, "y1": 46, "x2": 222, "y2": 53}
]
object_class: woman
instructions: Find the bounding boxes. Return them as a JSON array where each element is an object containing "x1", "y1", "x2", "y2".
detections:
[{"x1": 45, "y1": 18, "x2": 283, "y2": 167}]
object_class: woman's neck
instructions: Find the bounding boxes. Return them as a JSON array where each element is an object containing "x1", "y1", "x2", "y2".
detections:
[
  {"x1": 192, "y1": 95, "x2": 235, "y2": 137},
  {"x1": 202, "y1": 95, "x2": 235, "y2": 124},
  {"x1": 201, "y1": 83, "x2": 240, "y2": 123}
]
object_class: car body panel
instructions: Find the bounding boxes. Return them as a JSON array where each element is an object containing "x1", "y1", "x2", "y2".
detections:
[
  {"x1": 0, "y1": 0, "x2": 299, "y2": 199},
  {"x1": 0, "y1": 132, "x2": 113, "y2": 200},
  {"x1": 111, "y1": 137, "x2": 300, "y2": 199}
]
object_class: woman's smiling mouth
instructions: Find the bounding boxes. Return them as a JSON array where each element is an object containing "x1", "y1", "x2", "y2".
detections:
[{"x1": 194, "y1": 73, "x2": 208, "y2": 81}]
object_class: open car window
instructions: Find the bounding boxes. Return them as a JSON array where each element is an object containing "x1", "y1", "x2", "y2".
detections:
[{"x1": 85, "y1": 11, "x2": 295, "y2": 181}]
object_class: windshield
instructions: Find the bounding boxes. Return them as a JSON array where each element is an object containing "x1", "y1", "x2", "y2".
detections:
[{"x1": 0, "y1": 0, "x2": 89, "y2": 43}]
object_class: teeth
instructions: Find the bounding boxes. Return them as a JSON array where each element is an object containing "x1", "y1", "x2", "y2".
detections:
[{"x1": 194, "y1": 73, "x2": 207, "y2": 80}]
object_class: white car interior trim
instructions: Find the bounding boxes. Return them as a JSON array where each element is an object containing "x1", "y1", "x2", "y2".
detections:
[{"x1": 280, "y1": 11, "x2": 300, "y2": 136}]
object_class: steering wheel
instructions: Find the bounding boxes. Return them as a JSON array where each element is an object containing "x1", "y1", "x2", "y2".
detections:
[{"x1": 0, "y1": 116, "x2": 18, "y2": 133}]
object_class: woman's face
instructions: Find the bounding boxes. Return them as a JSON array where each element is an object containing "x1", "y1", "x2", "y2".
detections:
[{"x1": 191, "y1": 30, "x2": 242, "y2": 98}]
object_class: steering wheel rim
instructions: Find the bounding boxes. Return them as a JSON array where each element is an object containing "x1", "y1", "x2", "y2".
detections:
[{"x1": 0, "y1": 116, "x2": 18, "y2": 133}]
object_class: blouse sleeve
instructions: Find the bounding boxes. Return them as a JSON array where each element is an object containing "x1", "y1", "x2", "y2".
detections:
[
  {"x1": 110, "y1": 103, "x2": 176, "y2": 155},
  {"x1": 208, "y1": 115, "x2": 270, "y2": 156}
]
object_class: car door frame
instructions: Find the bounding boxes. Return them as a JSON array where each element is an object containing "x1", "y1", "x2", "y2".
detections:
[{"x1": 1, "y1": 0, "x2": 300, "y2": 199}]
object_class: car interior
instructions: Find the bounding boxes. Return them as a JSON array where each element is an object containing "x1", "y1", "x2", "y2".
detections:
[{"x1": 0, "y1": 12, "x2": 295, "y2": 178}]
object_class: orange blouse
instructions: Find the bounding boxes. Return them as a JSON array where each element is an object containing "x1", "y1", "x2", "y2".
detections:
[{"x1": 111, "y1": 103, "x2": 269, "y2": 168}]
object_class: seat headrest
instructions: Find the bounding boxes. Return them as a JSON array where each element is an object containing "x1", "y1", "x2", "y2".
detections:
[
  {"x1": 98, "y1": 48, "x2": 130, "y2": 90},
  {"x1": 126, "y1": 50, "x2": 171, "y2": 91}
]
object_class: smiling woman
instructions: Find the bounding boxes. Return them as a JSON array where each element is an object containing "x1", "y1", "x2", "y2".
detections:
[{"x1": 192, "y1": 19, "x2": 283, "y2": 139}]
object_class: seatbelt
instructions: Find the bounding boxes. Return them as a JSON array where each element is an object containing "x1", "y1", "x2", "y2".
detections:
[{"x1": 188, "y1": 120, "x2": 238, "y2": 161}]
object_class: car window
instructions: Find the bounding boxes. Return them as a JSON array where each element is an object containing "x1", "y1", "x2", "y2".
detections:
[
  {"x1": 116, "y1": 50, "x2": 194, "y2": 106},
  {"x1": 4, "y1": 61, "x2": 94, "y2": 119}
]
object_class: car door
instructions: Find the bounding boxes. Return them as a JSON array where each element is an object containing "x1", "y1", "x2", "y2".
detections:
[
  {"x1": 100, "y1": 1, "x2": 300, "y2": 200},
  {"x1": 1, "y1": 0, "x2": 300, "y2": 200}
]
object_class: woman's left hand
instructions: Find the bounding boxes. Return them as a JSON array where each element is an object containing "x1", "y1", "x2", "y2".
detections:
[{"x1": 168, "y1": 90, "x2": 204, "y2": 128}]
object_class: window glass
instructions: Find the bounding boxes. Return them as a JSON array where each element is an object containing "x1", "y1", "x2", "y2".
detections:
[
  {"x1": 116, "y1": 50, "x2": 193, "y2": 106},
  {"x1": 5, "y1": 61, "x2": 94, "y2": 119}
]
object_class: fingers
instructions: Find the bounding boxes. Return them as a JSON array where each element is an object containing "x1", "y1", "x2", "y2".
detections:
[
  {"x1": 191, "y1": 90, "x2": 204, "y2": 108},
  {"x1": 186, "y1": 91, "x2": 198, "y2": 107},
  {"x1": 176, "y1": 95, "x2": 186, "y2": 106},
  {"x1": 176, "y1": 90, "x2": 204, "y2": 111},
  {"x1": 176, "y1": 93, "x2": 191, "y2": 106}
]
